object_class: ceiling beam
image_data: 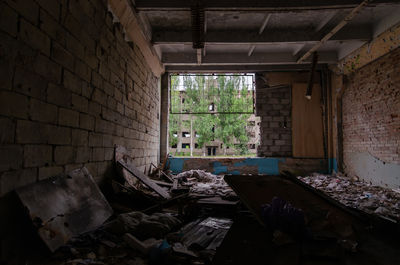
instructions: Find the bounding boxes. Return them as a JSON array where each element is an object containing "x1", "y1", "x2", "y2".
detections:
[
  {"x1": 297, "y1": 0, "x2": 369, "y2": 63},
  {"x1": 152, "y1": 26, "x2": 371, "y2": 45},
  {"x1": 248, "y1": 13, "x2": 272, "y2": 56},
  {"x1": 162, "y1": 51, "x2": 337, "y2": 65},
  {"x1": 135, "y1": 0, "x2": 398, "y2": 11},
  {"x1": 165, "y1": 64, "x2": 328, "y2": 73}
]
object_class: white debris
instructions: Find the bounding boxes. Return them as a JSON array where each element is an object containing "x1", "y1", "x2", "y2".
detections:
[
  {"x1": 176, "y1": 170, "x2": 236, "y2": 198},
  {"x1": 297, "y1": 173, "x2": 400, "y2": 221}
]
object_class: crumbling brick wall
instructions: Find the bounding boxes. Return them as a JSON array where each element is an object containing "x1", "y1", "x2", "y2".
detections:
[
  {"x1": 0, "y1": 0, "x2": 160, "y2": 196},
  {"x1": 255, "y1": 73, "x2": 292, "y2": 156},
  {"x1": 342, "y1": 46, "x2": 400, "y2": 165}
]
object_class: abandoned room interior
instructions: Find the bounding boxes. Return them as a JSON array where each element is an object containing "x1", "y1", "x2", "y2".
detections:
[{"x1": 0, "y1": 0, "x2": 400, "y2": 264}]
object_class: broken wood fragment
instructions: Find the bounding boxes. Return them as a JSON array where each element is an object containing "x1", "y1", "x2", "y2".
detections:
[{"x1": 117, "y1": 160, "x2": 171, "y2": 199}]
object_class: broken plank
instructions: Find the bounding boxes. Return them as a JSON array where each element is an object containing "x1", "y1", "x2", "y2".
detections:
[
  {"x1": 15, "y1": 167, "x2": 113, "y2": 252},
  {"x1": 153, "y1": 180, "x2": 173, "y2": 187},
  {"x1": 118, "y1": 160, "x2": 171, "y2": 199}
]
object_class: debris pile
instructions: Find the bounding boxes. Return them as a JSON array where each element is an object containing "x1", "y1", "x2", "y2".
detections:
[
  {"x1": 176, "y1": 169, "x2": 237, "y2": 199},
  {"x1": 297, "y1": 173, "x2": 400, "y2": 221}
]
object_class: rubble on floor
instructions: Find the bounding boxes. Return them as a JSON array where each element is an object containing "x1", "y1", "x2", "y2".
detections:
[
  {"x1": 297, "y1": 173, "x2": 400, "y2": 221},
  {"x1": 7, "y1": 147, "x2": 400, "y2": 265},
  {"x1": 176, "y1": 170, "x2": 237, "y2": 199}
]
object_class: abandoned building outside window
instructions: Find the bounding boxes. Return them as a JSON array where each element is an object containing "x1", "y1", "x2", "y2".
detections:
[{"x1": 168, "y1": 74, "x2": 260, "y2": 156}]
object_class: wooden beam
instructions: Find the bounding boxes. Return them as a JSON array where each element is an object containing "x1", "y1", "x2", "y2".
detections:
[
  {"x1": 297, "y1": 0, "x2": 370, "y2": 63},
  {"x1": 108, "y1": 0, "x2": 164, "y2": 77}
]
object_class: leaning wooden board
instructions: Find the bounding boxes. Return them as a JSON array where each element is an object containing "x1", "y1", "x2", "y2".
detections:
[
  {"x1": 118, "y1": 160, "x2": 171, "y2": 199},
  {"x1": 15, "y1": 167, "x2": 113, "y2": 252},
  {"x1": 292, "y1": 83, "x2": 324, "y2": 158}
]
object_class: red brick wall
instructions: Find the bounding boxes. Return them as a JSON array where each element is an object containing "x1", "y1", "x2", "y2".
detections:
[
  {"x1": 342, "y1": 47, "x2": 400, "y2": 165},
  {"x1": 0, "y1": 0, "x2": 160, "y2": 196}
]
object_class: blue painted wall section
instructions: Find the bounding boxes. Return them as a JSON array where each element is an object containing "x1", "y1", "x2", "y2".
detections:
[
  {"x1": 166, "y1": 157, "x2": 188, "y2": 173},
  {"x1": 232, "y1": 158, "x2": 285, "y2": 175},
  {"x1": 168, "y1": 157, "x2": 286, "y2": 175}
]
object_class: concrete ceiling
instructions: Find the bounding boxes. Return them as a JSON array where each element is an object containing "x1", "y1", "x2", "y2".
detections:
[{"x1": 132, "y1": 0, "x2": 400, "y2": 71}]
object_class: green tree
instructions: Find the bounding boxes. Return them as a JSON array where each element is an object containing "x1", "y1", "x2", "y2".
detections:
[{"x1": 169, "y1": 74, "x2": 253, "y2": 156}]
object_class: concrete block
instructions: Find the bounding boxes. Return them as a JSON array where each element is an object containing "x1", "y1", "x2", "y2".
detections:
[
  {"x1": 24, "y1": 145, "x2": 52, "y2": 167},
  {"x1": 63, "y1": 69, "x2": 82, "y2": 94},
  {"x1": 0, "y1": 91, "x2": 29, "y2": 119},
  {"x1": 54, "y1": 146, "x2": 74, "y2": 165},
  {"x1": 19, "y1": 18, "x2": 50, "y2": 56},
  {"x1": 30, "y1": 98, "x2": 58, "y2": 123},
  {"x1": 92, "y1": 147, "x2": 104, "y2": 161},
  {"x1": 59, "y1": 108, "x2": 79, "y2": 127},
  {"x1": 36, "y1": 0, "x2": 60, "y2": 20},
  {"x1": 0, "y1": 2, "x2": 18, "y2": 37},
  {"x1": 13, "y1": 66, "x2": 47, "y2": 100},
  {"x1": 0, "y1": 117, "x2": 15, "y2": 144},
  {"x1": 89, "y1": 133, "x2": 103, "y2": 147},
  {"x1": 38, "y1": 166, "x2": 63, "y2": 180},
  {"x1": 0, "y1": 168, "x2": 37, "y2": 196},
  {"x1": 46, "y1": 125, "x2": 71, "y2": 145},
  {"x1": 52, "y1": 41, "x2": 74, "y2": 71},
  {"x1": 104, "y1": 147, "x2": 114, "y2": 160},
  {"x1": 88, "y1": 101, "x2": 101, "y2": 116},
  {"x1": 66, "y1": 33, "x2": 85, "y2": 60},
  {"x1": 39, "y1": 9, "x2": 66, "y2": 45},
  {"x1": 79, "y1": 113, "x2": 95, "y2": 131},
  {"x1": 92, "y1": 89, "x2": 107, "y2": 105},
  {"x1": 34, "y1": 54, "x2": 62, "y2": 84},
  {"x1": 75, "y1": 59, "x2": 91, "y2": 82},
  {"x1": 72, "y1": 129, "x2": 88, "y2": 146},
  {"x1": 75, "y1": 147, "x2": 91, "y2": 163},
  {"x1": 71, "y1": 93, "x2": 89, "y2": 112},
  {"x1": 16, "y1": 120, "x2": 44, "y2": 144},
  {"x1": 4, "y1": 0, "x2": 39, "y2": 25},
  {"x1": 0, "y1": 145, "x2": 23, "y2": 171}
]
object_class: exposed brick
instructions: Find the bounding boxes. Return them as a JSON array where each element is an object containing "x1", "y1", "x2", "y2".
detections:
[
  {"x1": 54, "y1": 146, "x2": 74, "y2": 165},
  {"x1": 59, "y1": 108, "x2": 79, "y2": 127},
  {"x1": 19, "y1": 18, "x2": 51, "y2": 56},
  {"x1": 343, "y1": 47, "x2": 400, "y2": 165},
  {"x1": 24, "y1": 145, "x2": 52, "y2": 167},
  {"x1": 30, "y1": 98, "x2": 58, "y2": 123},
  {"x1": 0, "y1": 91, "x2": 29, "y2": 119},
  {"x1": 47, "y1": 83, "x2": 72, "y2": 107}
]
